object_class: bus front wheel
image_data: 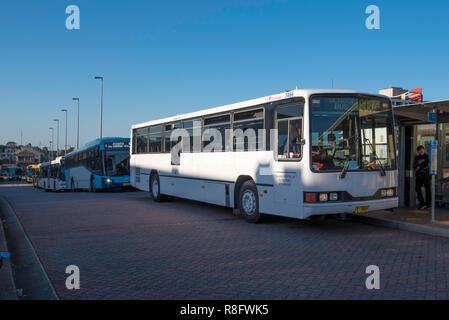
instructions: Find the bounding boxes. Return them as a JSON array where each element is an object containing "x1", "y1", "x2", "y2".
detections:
[
  {"x1": 239, "y1": 180, "x2": 261, "y2": 223},
  {"x1": 150, "y1": 173, "x2": 162, "y2": 202}
]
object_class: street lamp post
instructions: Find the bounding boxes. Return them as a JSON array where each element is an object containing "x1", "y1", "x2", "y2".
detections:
[
  {"x1": 72, "y1": 98, "x2": 80, "y2": 149},
  {"x1": 49, "y1": 127, "x2": 54, "y2": 160},
  {"x1": 94, "y1": 76, "x2": 104, "y2": 139},
  {"x1": 53, "y1": 119, "x2": 59, "y2": 156},
  {"x1": 61, "y1": 109, "x2": 68, "y2": 156}
]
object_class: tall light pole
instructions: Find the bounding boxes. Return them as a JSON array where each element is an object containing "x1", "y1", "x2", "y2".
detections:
[
  {"x1": 94, "y1": 76, "x2": 104, "y2": 139},
  {"x1": 53, "y1": 119, "x2": 59, "y2": 156},
  {"x1": 61, "y1": 109, "x2": 68, "y2": 156},
  {"x1": 49, "y1": 127, "x2": 54, "y2": 160},
  {"x1": 72, "y1": 98, "x2": 80, "y2": 149}
]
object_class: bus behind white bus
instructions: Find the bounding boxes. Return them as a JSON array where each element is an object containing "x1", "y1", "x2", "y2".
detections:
[
  {"x1": 49, "y1": 157, "x2": 66, "y2": 191},
  {"x1": 39, "y1": 161, "x2": 51, "y2": 191},
  {"x1": 65, "y1": 137, "x2": 131, "y2": 192}
]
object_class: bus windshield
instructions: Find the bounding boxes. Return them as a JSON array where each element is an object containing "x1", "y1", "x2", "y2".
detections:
[
  {"x1": 8, "y1": 167, "x2": 22, "y2": 176},
  {"x1": 310, "y1": 96, "x2": 396, "y2": 172},
  {"x1": 104, "y1": 150, "x2": 130, "y2": 177},
  {"x1": 59, "y1": 161, "x2": 66, "y2": 181}
]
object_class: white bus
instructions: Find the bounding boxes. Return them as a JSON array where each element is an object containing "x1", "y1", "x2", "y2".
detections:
[
  {"x1": 130, "y1": 89, "x2": 398, "y2": 223},
  {"x1": 49, "y1": 157, "x2": 66, "y2": 191}
]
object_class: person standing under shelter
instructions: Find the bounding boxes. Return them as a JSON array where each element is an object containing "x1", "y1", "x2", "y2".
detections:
[{"x1": 414, "y1": 145, "x2": 431, "y2": 210}]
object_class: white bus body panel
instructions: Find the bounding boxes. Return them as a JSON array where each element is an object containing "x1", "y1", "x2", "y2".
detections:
[
  {"x1": 49, "y1": 178, "x2": 66, "y2": 191},
  {"x1": 40, "y1": 177, "x2": 50, "y2": 190},
  {"x1": 68, "y1": 166, "x2": 92, "y2": 190},
  {"x1": 131, "y1": 150, "x2": 308, "y2": 219},
  {"x1": 131, "y1": 151, "x2": 397, "y2": 219}
]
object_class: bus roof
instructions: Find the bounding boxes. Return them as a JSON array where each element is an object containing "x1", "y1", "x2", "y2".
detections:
[
  {"x1": 131, "y1": 88, "x2": 389, "y2": 129},
  {"x1": 65, "y1": 137, "x2": 130, "y2": 157}
]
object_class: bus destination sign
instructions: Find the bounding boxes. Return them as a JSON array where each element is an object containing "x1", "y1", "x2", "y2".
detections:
[{"x1": 104, "y1": 142, "x2": 129, "y2": 149}]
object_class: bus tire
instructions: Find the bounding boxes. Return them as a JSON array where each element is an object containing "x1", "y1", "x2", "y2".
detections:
[
  {"x1": 150, "y1": 173, "x2": 163, "y2": 202},
  {"x1": 89, "y1": 176, "x2": 97, "y2": 193},
  {"x1": 239, "y1": 180, "x2": 261, "y2": 223}
]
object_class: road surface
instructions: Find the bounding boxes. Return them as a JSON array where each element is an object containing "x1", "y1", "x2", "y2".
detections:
[{"x1": 1, "y1": 181, "x2": 449, "y2": 299}]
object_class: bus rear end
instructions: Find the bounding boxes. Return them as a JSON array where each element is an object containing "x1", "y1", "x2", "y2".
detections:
[{"x1": 302, "y1": 93, "x2": 398, "y2": 219}]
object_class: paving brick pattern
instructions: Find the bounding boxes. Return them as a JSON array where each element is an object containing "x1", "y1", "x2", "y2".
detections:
[{"x1": 1, "y1": 182, "x2": 449, "y2": 300}]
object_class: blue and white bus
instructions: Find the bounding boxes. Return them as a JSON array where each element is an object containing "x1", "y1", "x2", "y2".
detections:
[
  {"x1": 39, "y1": 162, "x2": 51, "y2": 190},
  {"x1": 65, "y1": 137, "x2": 131, "y2": 192}
]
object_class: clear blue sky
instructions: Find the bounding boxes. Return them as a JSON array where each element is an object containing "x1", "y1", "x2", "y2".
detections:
[{"x1": 1, "y1": 0, "x2": 448, "y2": 148}]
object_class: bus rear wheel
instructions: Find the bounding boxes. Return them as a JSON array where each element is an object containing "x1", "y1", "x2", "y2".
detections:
[
  {"x1": 150, "y1": 173, "x2": 163, "y2": 202},
  {"x1": 239, "y1": 180, "x2": 261, "y2": 223}
]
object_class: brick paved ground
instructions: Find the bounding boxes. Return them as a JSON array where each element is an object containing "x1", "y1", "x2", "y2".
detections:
[{"x1": 1, "y1": 182, "x2": 449, "y2": 300}]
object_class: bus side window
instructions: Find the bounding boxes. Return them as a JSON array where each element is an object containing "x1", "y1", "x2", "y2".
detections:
[
  {"x1": 149, "y1": 126, "x2": 163, "y2": 153},
  {"x1": 183, "y1": 119, "x2": 202, "y2": 153},
  {"x1": 276, "y1": 104, "x2": 303, "y2": 160},
  {"x1": 233, "y1": 108, "x2": 264, "y2": 152},
  {"x1": 105, "y1": 157, "x2": 113, "y2": 171},
  {"x1": 203, "y1": 114, "x2": 231, "y2": 152},
  {"x1": 277, "y1": 121, "x2": 288, "y2": 156}
]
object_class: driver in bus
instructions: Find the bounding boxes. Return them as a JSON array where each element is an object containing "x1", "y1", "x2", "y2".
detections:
[
  {"x1": 312, "y1": 148, "x2": 335, "y2": 170},
  {"x1": 283, "y1": 121, "x2": 302, "y2": 158}
]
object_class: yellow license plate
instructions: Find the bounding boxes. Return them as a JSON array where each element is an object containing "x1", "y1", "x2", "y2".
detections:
[
  {"x1": 123, "y1": 183, "x2": 130, "y2": 186},
  {"x1": 355, "y1": 206, "x2": 370, "y2": 214}
]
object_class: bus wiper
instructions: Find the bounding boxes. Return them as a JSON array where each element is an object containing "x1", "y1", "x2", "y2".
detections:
[
  {"x1": 364, "y1": 138, "x2": 386, "y2": 176},
  {"x1": 339, "y1": 161, "x2": 350, "y2": 179}
]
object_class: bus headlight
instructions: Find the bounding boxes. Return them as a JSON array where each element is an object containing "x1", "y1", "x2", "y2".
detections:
[
  {"x1": 319, "y1": 193, "x2": 328, "y2": 202},
  {"x1": 329, "y1": 193, "x2": 339, "y2": 201},
  {"x1": 386, "y1": 189, "x2": 394, "y2": 197},
  {"x1": 381, "y1": 188, "x2": 396, "y2": 198},
  {"x1": 105, "y1": 178, "x2": 112, "y2": 184}
]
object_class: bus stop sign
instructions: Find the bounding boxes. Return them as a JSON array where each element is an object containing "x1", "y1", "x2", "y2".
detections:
[{"x1": 430, "y1": 140, "x2": 438, "y2": 175}]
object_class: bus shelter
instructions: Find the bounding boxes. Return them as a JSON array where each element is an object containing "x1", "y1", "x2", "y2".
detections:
[{"x1": 394, "y1": 100, "x2": 449, "y2": 208}]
